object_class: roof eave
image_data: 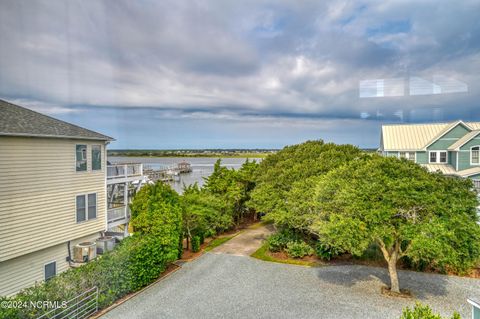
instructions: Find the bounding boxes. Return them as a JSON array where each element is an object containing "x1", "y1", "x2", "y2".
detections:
[{"x1": 0, "y1": 132, "x2": 115, "y2": 142}]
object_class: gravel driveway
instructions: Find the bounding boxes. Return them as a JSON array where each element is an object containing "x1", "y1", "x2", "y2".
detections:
[
  {"x1": 210, "y1": 223, "x2": 274, "y2": 256},
  {"x1": 101, "y1": 225, "x2": 479, "y2": 319}
]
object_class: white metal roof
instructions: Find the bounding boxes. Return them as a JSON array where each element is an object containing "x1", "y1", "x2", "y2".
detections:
[
  {"x1": 422, "y1": 164, "x2": 457, "y2": 175},
  {"x1": 457, "y1": 166, "x2": 480, "y2": 177},
  {"x1": 422, "y1": 164, "x2": 480, "y2": 177},
  {"x1": 381, "y1": 121, "x2": 480, "y2": 151}
]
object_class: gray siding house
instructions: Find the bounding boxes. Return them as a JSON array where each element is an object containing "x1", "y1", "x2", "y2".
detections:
[
  {"x1": 380, "y1": 120, "x2": 480, "y2": 185},
  {"x1": 0, "y1": 100, "x2": 135, "y2": 296}
]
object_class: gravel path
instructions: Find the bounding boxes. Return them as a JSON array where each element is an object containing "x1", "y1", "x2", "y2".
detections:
[
  {"x1": 210, "y1": 223, "x2": 274, "y2": 256},
  {"x1": 101, "y1": 226, "x2": 479, "y2": 319}
]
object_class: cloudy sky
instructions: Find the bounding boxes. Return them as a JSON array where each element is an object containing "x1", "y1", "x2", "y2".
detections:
[{"x1": 1, "y1": 0, "x2": 479, "y2": 149}]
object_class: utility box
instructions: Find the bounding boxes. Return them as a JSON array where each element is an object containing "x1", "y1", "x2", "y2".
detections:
[
  {"x1": 73, "y1": 242, "x2": 97, "y2": 263},
  {"x1": 96, "y1": 236, "x2": 116, "y2": 254}
]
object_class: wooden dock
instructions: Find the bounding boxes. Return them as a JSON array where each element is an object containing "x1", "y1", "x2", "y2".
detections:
[{"x1": 144, "y1": 161, "x2": 192, "y2": 182}]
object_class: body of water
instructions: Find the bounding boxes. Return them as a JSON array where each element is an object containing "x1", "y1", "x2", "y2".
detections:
[{"x1": 108, "y1": 156, "x2": 262, "y2": 194}]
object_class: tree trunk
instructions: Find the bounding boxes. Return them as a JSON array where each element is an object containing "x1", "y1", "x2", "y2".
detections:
[
  {"x1": 378, "y1": 239, "x2": 401, "y2": 293},
  {"x1": 186, "y1": 228, "x2": 192, "y2": 250},
  {"x1": 387, "y1": 257, "x2": 400, "y2": 293}
]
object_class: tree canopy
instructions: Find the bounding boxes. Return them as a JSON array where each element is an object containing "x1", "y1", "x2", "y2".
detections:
[
  {"x1": 248, "y1": 140, "x2": 363, "y2": 227},
  {"x1": 309, "y1": 155, "x2": 480, "y2": 292},
  {"x1": 130, "y1": 181, "x2": 182, "y2": 259},
  {"x1": 203, "y1": 159, "x2": 258, "y2": 226},
  {"x1": 180, "y1": 182, "x2": 229, "y2": 248}
]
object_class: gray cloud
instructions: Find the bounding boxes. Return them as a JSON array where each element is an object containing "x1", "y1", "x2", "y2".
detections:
[{"x1": 0, "y1": 0, "x2": 479, "y2": 141}]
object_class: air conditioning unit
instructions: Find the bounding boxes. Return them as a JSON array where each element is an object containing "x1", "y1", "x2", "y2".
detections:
[
  {"x1": 73, "y1": 242, "x2": 97, "y2": 263},
  {"x1": 96, "y1": 236, "x2": 116, "y2": 254}
]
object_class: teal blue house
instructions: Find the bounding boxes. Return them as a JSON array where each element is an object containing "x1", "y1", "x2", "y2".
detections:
[{"x1": 380, "y1": 120, "x2": 480, "y2": 187}]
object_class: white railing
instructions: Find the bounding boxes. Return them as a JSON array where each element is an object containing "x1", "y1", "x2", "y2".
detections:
[
  {"x1": 107, "y1": 206, "x2": 128, "y2": 223},
  {"x1": 36, "y1": 286, "x2": 98, "y2": 319},
  {"x1": 473, "y1": 179, "x2": 480, "y2": 192},
  {"x1": 107, "y1": 163, "x2": 143, "y2": 179}
]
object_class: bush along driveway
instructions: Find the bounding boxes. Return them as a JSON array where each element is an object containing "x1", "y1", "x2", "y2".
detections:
[{"x1": 100, "y1": 224, "x2": 480, "y2": 319}]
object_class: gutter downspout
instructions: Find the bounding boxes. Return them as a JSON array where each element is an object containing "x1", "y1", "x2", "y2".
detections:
[{"x1": 67, "y1": 241, "x2": 73, "y2": 266}]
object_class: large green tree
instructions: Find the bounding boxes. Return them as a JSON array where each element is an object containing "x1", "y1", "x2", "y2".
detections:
[
  {"x1": 310, "y1": 156, "x2": 480, "y2": 293},
  {"x1": 203, "y1": 159, "x2": 258, "y2": 226},
  {"x1": 248, "y1": 140, "x2": 363, "y2": 228},
  {"x1": 130, "y1": 181, "x2": 183, "y2": 260},
  {"x1": 180, "y1": 183, "x2": 230, "y2": 248}
]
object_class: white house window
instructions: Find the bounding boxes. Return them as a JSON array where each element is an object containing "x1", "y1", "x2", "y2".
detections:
[
  {"x1": 88, "y1": 193, "x2": 97, "y2": 219},
  {"x1": 76, "y1": 193, "x2": 97, "y2": 222},
  {"x1": 76, "y1": 145, "x2": 87, "y2": 171},
  {"x1": 44, "y1": 261, "x2": 56, "y2": 281},
  {"x1": 399, "y1": 152, "x2": 415, "y2": 161},
  {"x1": 439, "y1": 151, "x2": 447, "y2": 163},
  {"x1": 92, "y1": 145, "x2": 101, "y2": 170},
  {"x1": 429, "y1": 151, "x2": 447, "y2": 164},
  {"x1": 472, "y1": 146, "x2": 480, "y2": 165}
]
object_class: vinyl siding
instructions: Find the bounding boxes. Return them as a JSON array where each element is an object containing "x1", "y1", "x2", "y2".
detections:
[
  {"x1": 460, "y1": 137, "x2": 480, "y2": 150},
  {"x1": 0, "y1": 233, "x2": 99, "y2": 296},
  {"x1": 458, "y1": 151, "x2": 472, "y2": 171},
  {"x1": 427, "y1": 124, "x2": 470, "y2": 150},
  {"x1": 0, "y1": 136, "x2": 107, "y2": 262},
  {"x1": 442, "y1": 124, "x2": 471, "y2": 139},
  {"x1": 450, "y1": 151, "x2": 457, "y2": 167},
  {"x1": 416, "y1": 152, "x2": 427, "y2": 164}
]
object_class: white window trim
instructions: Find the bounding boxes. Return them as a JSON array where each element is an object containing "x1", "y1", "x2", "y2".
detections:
[
  {"x1": 398, "y1": 151, "x2": 416, "y2": 162},
  {"x1": 75, "y1": 193, "x2": 97, "y2": 223},
  {"x1": 429, "y1": 151, "x2": 448, "y2": 164},
  {"x1": 471, "y1": 146, "x2": 480, "y2": 166},
  {"x1": 44, "y1": 260, "x2": 57, "y2": 281},
  {"x1": 75, "y1": 144, "x2": 88, "y2": 172}
]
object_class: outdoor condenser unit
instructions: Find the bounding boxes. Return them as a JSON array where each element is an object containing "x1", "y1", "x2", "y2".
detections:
[
  {"x1": 73, "y1": 242, "x2": 97, "y2": 263},
  {"x1": 96, "y1": 236, "x2": 116, "y2": 254}
]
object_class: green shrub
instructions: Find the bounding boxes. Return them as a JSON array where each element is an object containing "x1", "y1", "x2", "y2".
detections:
[
  {"x1": 400, "y1": 303, "x2": 461, "y2": 319},
  {"x1": 286, "y1": 241, "x2": 314, "y2": 258},
  {"x1": 198, "y1": 232, "x2": 205, "y2": 245},
  {"x1": 266, "y1": 233, "x2": 286, "y2": 252},
  {"x1": 315, "y1": 242, "x2": 342, "y2": 261},
  {"x1": 192, "y1": 236, "x2": 201, "y2": 252},
  {"x1": 267, "y1": 229, "x2": 302, "y2": 252},
  {"x1": 204, "y1": 229, "x2": 216, "y2": 238}
]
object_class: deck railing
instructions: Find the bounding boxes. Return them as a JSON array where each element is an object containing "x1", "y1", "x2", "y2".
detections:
[
  {"x1": 107, "y1": 163, "x2": 143, "y2": 179},
  {"x1": 107, "y1": 206, "x2": 129, "y2": 223},
  {"x1": 36, "y1": 286, "x2": 98, "y2": 319},
  {"x1": 473, "y1": 179, "x2": 480, "y2": 192}
]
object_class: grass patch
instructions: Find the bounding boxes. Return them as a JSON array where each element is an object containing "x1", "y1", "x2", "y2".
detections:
[
  {"x1": 204, "y1": 235, "x2": 237, "y2": 251},
  {"x1": 251, "y1": 243, "x2": 318, "y2": 267}
]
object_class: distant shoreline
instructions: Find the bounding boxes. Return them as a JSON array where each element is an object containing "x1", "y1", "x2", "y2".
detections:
[{"x1": 107, "y1": 152, "x2": 272, "y2": 159}]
